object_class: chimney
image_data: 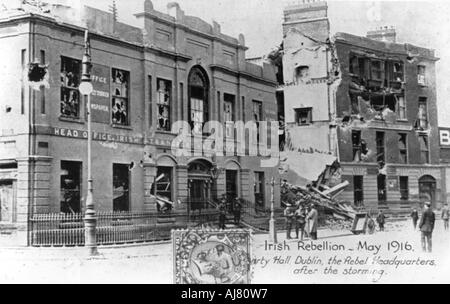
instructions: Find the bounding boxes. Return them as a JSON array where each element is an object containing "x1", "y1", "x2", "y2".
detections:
[
  {"x1": 282, "y1": 0, "x2": 329, "y2": 42},
  {"x1": 367, "y1": 26, "x2": 397, "y2": 43}
]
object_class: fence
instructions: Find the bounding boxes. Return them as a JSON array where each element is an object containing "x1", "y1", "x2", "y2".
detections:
[{"x1": 29, "y1": 210, "x2": 220, "y2": 247}]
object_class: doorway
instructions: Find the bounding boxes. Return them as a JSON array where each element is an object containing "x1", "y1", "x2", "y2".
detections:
[
  {"x1": 188, "y1": 160, "x2": 213, "y2": 211},
  {"x1": 419, "y1": 175, "x2": 436, "y2": 207}
]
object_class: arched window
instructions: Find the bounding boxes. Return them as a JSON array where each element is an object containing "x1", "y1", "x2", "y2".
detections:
[{"x1": 188, "y1": 66, "x2": 209, "y2": 135}]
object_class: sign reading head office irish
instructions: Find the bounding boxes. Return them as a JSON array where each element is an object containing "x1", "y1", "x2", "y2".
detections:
[{"x1": 173, "y1": 229, "x2": 252, "y2": 284}]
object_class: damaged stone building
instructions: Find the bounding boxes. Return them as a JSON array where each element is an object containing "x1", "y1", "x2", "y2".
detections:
[
  {"x1": 0, "y1": 0, "x2": 280, "y2": 244},
  {"x1": 276, "y1": 0, "x2": 443, "y2": 212}
]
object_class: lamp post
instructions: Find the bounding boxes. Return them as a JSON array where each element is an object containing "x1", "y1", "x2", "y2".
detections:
[
  {"x1": 79, "y1": 30, "x2": 98, "y2": 256},
  {"x1": 269, "y1": 177, "x2": 277, "y2": 243}
]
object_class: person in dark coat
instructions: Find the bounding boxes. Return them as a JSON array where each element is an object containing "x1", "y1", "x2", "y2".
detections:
[
  {"x1": 441, "y1": 203, "x2": 450, "y2": 231},
  {"x1": 376, "y1": 210, "x2": 386, "y2": 232},
  {"x1": 295, "y1": 206, "x2": 306, "y2": 240},
  {"x1": 284, "y1": 204, "x2": 296, "y2": 240},
  {"x1": 419, "y1": 202, "x2": 435, "y2": 253},
  {"x1": 306, "y1": 204, "x2": 319, "y2": 240},
  {"x1": 233, "y1": 198, "x2": 242, "y2": 226},
  {"x1": 410, "y1": 208, "x2": 419, "y2": 230},
  {"x1": 218, "y1": 200, "x2": 227, "y2": 230}
]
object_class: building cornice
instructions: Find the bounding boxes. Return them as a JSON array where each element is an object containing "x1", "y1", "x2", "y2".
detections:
[{"x1": 210, "y1": 64, "x2": 278, "y2": 87}]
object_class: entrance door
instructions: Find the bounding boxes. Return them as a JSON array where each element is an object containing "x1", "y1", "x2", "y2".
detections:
[
  {"x1": 419, "y1": 175, "x2": 436, "y2": 207},
  {"x1": 0, "y1": 181, "x2": 14, "y2": 223},
  {"x1": 189, "y1": 179, "x2": 210, "y2": 211}
]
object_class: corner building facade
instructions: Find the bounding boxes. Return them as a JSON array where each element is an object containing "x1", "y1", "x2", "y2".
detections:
[{"x1": 0, "y1": 0, "x2": 280, "y2": 241}]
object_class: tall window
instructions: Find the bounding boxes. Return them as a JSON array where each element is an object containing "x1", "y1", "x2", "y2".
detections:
[
  {"x1": 113, "y1": 164, "x2": 130, "y2": 212},
  {"x1": 224, "y1": 93, "x2": 235, "y2": 138},
  {"x1": 370, "y1": 60, "x2": 384, "y2": 81},
  {"x1": 156, "y1": 79, "x2": 172, "y2": 131},
  {"x1": 353, "y1": 176, "x2": 364, "y2": 207},
  {"x1": 188, "y1": 67, "x2": 209, "y2": 135},
  {"x1": 398, "y1": 133, "x2": 408, "y2": 164},
  {"x1": 376, "y1": 132, "x2": 385, "y2": 163},
  {"x1": 400, "y1": 176, "x2": 409, "y2": 200},
  {"x1": 396, "y1": 95, "x2": 406, "y2": 120},
  {"x1": 377, "y1": 175, "x2": 387, "y2": 203},
  {"x1": 254, "y1": 172, "x2": 265, "y2": 210},
  {"x1": 352, "y1": 130, "x2": 362, "y2": 162},
  {"x1": 60, "y1": 161, "x2": 82, "y2": 214},
  {"x1": 112, "y1": 68, "x2": 130, "y2": 126},
  {"x1": 419, "y1": 135, "x2": 430, "y2": 164},
  {"x1": 418, "y1": 65, "x2": 426, "y2": 86},
  {"x1": 61, "y1": 56, "x2": 81, "y2": 118},
  {"x1": 392, "y1": 62, "x2": 404, "y2": 82},
  {"x1": 417, "y1": 97, "x2": 428, "y2": 130},
  {"x1": 252, "y1": 100, "x2": 263, "y2": 122}
]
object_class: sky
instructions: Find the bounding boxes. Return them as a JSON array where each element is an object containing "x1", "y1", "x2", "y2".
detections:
[{"x1": 52, "y1": 0, "x2": 450, "y2": 126}]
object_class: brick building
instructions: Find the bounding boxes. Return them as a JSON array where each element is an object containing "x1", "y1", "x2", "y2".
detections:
[
  {"x1": 0, "y1": 0, "x2": 280, "y2": 244},
  {"x1": 277, "y1": 0, "x2": 443, "y2": 213}
]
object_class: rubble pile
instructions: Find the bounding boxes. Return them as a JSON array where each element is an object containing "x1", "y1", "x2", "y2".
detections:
[{"x1": 281, "y1": 182, "x2": 357, "y2": 229}]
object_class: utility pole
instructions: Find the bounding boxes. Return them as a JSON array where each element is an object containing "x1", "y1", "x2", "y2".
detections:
[{"x1": 269, "y1": 177, "x2": 278, "y2": 243}]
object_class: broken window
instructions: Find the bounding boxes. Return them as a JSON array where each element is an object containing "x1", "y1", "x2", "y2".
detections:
[
  {"x1": 156, "y1": 78, "x2": 172, "y2": 131},
  {"x1": 295, "y1": 108, "x2": 312, "y2": 125},
  {"x1": 60, "y1": 57, "x2": 81, "y2": 118},
  {"x1": 349, "y1": 54, "x2": 369, "y2": 80},
  {"x1": 396, "y1": 95, "x2": 407, "y2": 120},
  {"x1": 398, "y1": 133, "x2": 408, "y2": 164},
  {"x1": 295, "y1": 65, "x2": 309, "y2": 82},
  {"x1": 371, "y1": 95, "x2": 396, "y2": 116},
  {"x1": 113, "y1": 164, "x2": 130, "y2": 212},
  {"x1": 188, "y1": 68, "x2": 209, "y2": 135},
  {"x1": 60, "y1": 161, "x2": 82, "y2": 214},
  {"x1": 376, "y1": 131, "x2": 385, "y2": 163},
  {"x1": 417, "y1": 97, "x2": 428, "y2": 130},
  {"x1": 417, "y1": 65, "x2": 426, "y2": 86},
  {"x1": 392, "y1": 62, "x2": 404, "y2": 82},
  {"x1": 353, "y1": 176, "x2": 364, "y2": 207},
  {"x1": 352, "y1": 130, "x2": 362, "y2": 162},
  {"x1": 370, "y1": 60, "x2": 384, "y2": 81},
  {"x1": 400, "y1": 176, "x2": 409, "y2": 200},
  {"x1": 419, "y1": 135, "x2": 430, "y2": 164},
  {"x1": 377, "y1": 174, "x2": 387, "y2": 203},
  {"x1": 152, "y1": 167, "x2": 173, "y2": 213},
  {"x1": 224, "y1": 93, "x2": 235, "y2": 138},
  {"x1": 112, "y1": 68, "x2": 130, "y2": 126}
]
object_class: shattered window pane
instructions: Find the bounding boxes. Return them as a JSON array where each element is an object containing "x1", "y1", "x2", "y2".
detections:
[
  {"x1": 112, "y1": 68, "x2": 130, "y2": 126},
  {"x1": 393, "y1": 62, "x2": 404, "y2": 82},
  {"x1": 157, "y1": 79, "x2": 172, "y2": 131},
  {"x1": 60, "y1": 57, "x2": 81, "y2": 118},
  {"x1": 151, "y1": 167, "x2": 173, "y2": 213}
]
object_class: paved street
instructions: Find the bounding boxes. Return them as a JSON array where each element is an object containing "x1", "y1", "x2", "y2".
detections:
[{"x1": 0, "y1": 219, "x2": 449, "y2": 283}]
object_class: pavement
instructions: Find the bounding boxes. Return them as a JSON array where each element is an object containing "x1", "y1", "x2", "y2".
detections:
[{"x1": 0, "y1": 219, "x2": 449, "y2": 283}]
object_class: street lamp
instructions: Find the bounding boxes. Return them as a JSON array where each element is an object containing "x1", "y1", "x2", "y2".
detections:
[
  {"x1": 79, "y1": 30, "x2": 98, "y2": 256},
  {"x1": 269, "y1": 177, "x2": 278, "y2": 243}
]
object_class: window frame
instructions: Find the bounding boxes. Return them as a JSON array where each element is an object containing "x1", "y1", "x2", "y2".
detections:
[
  {"x1": 399, "y1": 176, "x2": 409, "y2": 201},
  {"x1": 417, "y1": 65, "x2": 426, "y2": 86},
  {"x1": 295, "y1": 107, "x2": 313, "y2": 126},
  {"x1": 113, "y1": 163, "x2": 131, "y2": 212},
  {"x1": 376, "y1": 131, "x2": 386, "y2": 163},
  {"x1": 398, "y1": 133, "x2": 408, "y2": 164},
  {"x1": 418, "y1": 97, "x2": 429, "y2": 130},
  {"x1": 156, "y1": 78, "x2": 172, "y2": 132},
  {"x1": 111, "y1": 68, "x2": 130, "y2": 127},
  {"x1": 60, "y1": 56, "x2": 82, "y2": 119},
  {"x1": 353, "y1": 175, "x2": 364, "y2": 207},
  {"x1": 419, "y1": 135, "x2": 430, "y2": 164},
  {"x1": 396, "y1": 95, "x2": 407, "y2": 121},
  {"x1": 60, "y1": 160, "x2": 82, "y2": 214}
]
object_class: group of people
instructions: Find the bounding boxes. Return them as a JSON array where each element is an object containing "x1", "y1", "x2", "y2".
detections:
[
  {"x1": 218, "y1": 198, "x2": 242, "y2": 230},
  {"x1": 284, "y1": 203, "x2": 319, "y2": 241}
]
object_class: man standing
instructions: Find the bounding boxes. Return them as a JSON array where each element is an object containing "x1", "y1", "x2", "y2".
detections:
[
  {"x1": 441, "y1": 203, "x2": 450, "y2": 231},
  {"x1": 295, "y1": 206, "x2": 306, "y2": 240},
  {"x1": 419, "y1": 202, "x2": 435, "y2": 253},
  {"x1": 284, "y1": 204, "x2": 296, "y2": 240},
  {"x1": 218, "y1": 200, "x2": 227, "y2": 230},
  {"x1": 411, "y1": 208, "x2": 419, "y2": 230},
  {"x1": 233, "y1": 198, "x2": 242, "y2": 226},
  {"x1": 376, "y1": 210, "x2": 386, "y2": 232},
  {"x1": 306, "y1": 204, "x2": 319, "y2": 240}
]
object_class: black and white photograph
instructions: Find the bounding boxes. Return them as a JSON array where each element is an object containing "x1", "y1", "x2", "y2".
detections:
[{"x1": 0, "y1": 0, "x2": 449, "y2": 286}]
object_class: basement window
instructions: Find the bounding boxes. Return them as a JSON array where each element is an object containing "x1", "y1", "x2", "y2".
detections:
[
  {"x1": 60, "y1": 57, "x2": 81, "y2": 118},
  {"x1": 295, "y1": 108, "x2": 312, "y2": 125}
]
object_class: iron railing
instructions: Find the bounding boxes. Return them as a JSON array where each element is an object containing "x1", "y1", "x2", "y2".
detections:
[{"x1": 29, "y1": 210, "x2": 220, "y2": 247}]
